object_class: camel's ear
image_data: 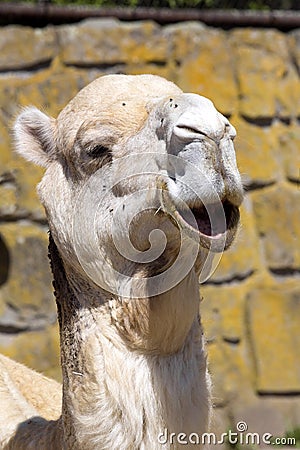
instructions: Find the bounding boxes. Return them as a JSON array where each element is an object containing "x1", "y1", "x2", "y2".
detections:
[{"x1": 14, "y1": 107, "x2": 56, "y2": 168}]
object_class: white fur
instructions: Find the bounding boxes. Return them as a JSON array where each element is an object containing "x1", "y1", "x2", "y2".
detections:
[
  {"x1": 1, "y1": 74, "x2": 243, "y2": 449},
  {"x1": 75, "y1": 325, "x2": 210, "y2": 450}
]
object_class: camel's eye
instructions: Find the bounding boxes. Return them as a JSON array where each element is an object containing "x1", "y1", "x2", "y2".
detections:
[{"x1": 87, "y1": 144, "x2": 110, "y2": 158}]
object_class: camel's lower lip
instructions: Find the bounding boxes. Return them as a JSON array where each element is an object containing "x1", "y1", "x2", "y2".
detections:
[{"x1": 160, "y1": 186, "x2": 240, "y2": 252}]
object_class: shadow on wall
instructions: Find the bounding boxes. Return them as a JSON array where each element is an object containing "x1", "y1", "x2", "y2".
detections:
[{"x1": 0, "y1": 235, "x2": 10, "y2": 287}]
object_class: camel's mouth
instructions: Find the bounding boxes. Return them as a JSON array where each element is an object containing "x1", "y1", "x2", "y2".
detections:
[
  {"x1": 160, "y1": 186, "x2": 240, "y2": 252},
  {"x1": 177, "y1": 201, "x2": 240, "y2": 250}
]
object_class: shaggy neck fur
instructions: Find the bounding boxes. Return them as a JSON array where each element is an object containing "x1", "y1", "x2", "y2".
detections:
[{"x1": 48, "y1": 234, "x2": 211, "y2": 450}]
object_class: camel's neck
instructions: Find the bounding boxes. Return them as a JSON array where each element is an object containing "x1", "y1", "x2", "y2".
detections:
[{"x1": 48, "y1": 234, "x2": 210, "y2": 450}]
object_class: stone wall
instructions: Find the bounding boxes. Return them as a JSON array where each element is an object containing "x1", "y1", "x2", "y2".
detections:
[{"x1": 0, "y1": 18, "x2": 299, "y2": 437}]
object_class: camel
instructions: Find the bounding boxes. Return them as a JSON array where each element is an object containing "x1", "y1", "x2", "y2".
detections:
[{"x1": 0, "y1": 74, "x2": 243, "y2": 449}]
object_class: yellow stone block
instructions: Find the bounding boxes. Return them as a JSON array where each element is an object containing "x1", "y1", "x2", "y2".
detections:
[
  {"x1": 0, "y1": 222, "x2": 55, "y2": 318},
  {"x1": 0, "y1": 323, "x2": 61, "y2": 381},
  {"x1": 59, "y1": 19, "x2": 167, "y2": 66},
  {"x1": 247, "y1": 285, "x2": 300, "y2": 393},
  {"x1": 251, "y1": 184, "x2": 300, "y2": 270},
  {"x1": 232, "y1": 116, "x2": 281, "y2": 187},
  {"x1": 230, "y1": 29, "x2": 300, "y2": 118},
  {"x1": 11, "y1": 157, "x2": 45, "y2": 219},
  {"x1": 0, "y1": 25, "x2": 56, "y2": 71},
  {"x1": 275, "y1": 121, "x2": 300, "y2": 183},
  {"x1": 170, "y1": 24, "x2": 238, "y2": 115},
  {"x1": 206, "y1": 338, "x2": 254, "y2": 405},
  {"x1": 202, "y1": 283, "x2": 247, "y2": 343},
  {"x1": 0, "y1": 184, "x2": 17, "y2": 218},
  {"x1": 121, "y1": 21, "x2": 168, "y2": 65},
  {"x1": 165, "y1": 22, "x2": 208, "y2": 61},
  {"x1": 231, "y1": 28, "x2": 288, "y2": 58}
]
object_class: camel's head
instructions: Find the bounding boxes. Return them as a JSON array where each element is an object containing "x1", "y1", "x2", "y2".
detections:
[{"x1": 14, "y1": 74, "x2": 243, "y2": 297}]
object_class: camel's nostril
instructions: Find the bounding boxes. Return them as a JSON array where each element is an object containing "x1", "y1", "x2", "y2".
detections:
[
  {"x1": 176, "y1": 124, "x2": 207, "y2": 136},
  {"x1": 173, "y1": 122, "x2": 208, "y2": 141}
]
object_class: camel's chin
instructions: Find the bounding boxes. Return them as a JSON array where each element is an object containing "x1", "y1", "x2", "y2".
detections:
[{"x1": 160, "y1": 189, "x2": 240, "y2": 253}]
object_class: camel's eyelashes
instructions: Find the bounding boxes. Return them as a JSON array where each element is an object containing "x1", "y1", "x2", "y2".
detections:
[{"x1": 87, "y1": 144, "x2": 110, "y2": 157}]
